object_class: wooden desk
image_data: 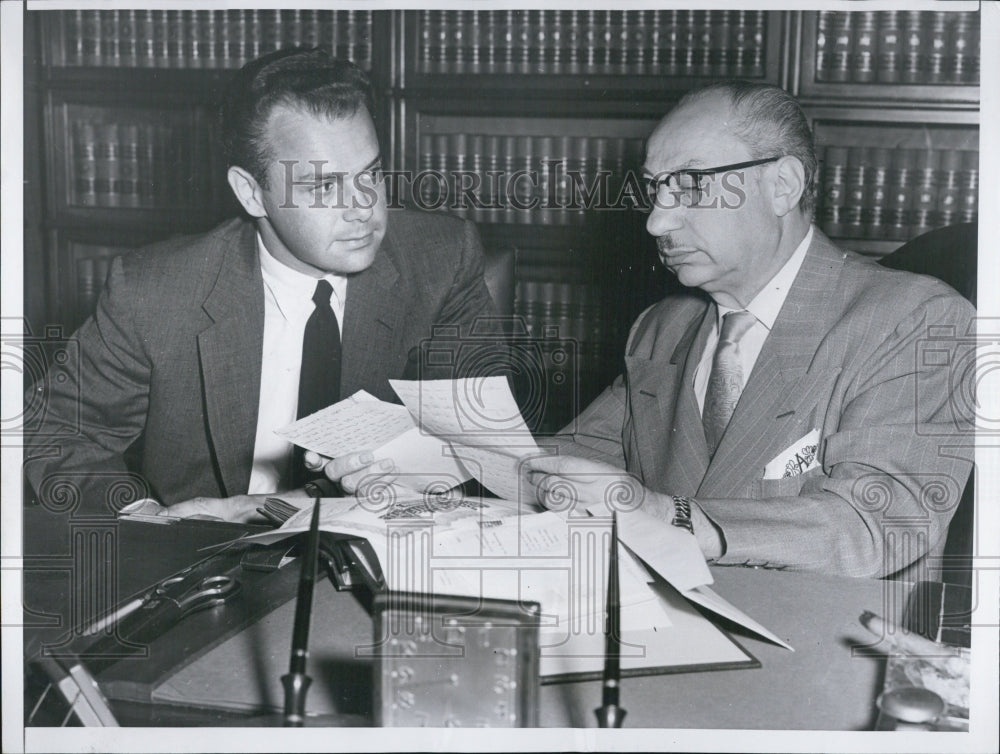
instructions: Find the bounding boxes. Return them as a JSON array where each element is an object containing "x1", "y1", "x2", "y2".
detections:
[{"x1": 22, "y1": 507, "x2": 906, "y2": 730}]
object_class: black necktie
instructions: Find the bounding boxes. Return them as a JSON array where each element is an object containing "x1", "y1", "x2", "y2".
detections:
[{"x1": 292, "y1": 279, "x2": 341, "y2": 487}]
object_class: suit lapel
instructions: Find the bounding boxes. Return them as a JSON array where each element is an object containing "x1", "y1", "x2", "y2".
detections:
[
  {"x1": 698, "y1": 230, "x2": 847, "y2": 497},
  {"x1": 197, "y1": 221, "x2": 264, "y2": 497},
  {"x1": 626, "y1": 297, "x2": 713, "y2": 496},
  {"x1": 340, "y1": 230, "x2": 401, "y2": 399}
]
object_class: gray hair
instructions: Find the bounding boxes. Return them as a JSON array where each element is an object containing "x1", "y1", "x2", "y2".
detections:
[{"x1": 677, "y1": 80, "x2": 817, "y2": 215}]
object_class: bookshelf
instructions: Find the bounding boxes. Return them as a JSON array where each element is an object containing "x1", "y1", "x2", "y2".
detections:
[{"x1": 25, "y1": 9, "x2": 980, "y2": 434}]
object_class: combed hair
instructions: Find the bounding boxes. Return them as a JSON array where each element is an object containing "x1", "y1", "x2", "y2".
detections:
[
  {"x1": 219, "y1": 47, "x2": 375, "y2": 187},
  {"x1": 677, "y1": 80, "x2": 818, "y2": 215}
]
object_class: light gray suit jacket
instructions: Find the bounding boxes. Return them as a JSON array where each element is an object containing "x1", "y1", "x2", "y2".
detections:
[
  {"x1": 25, "y1": 210, "x2": 496, "y2": 515},
  {"x1": 562, "y1": 229, "x2": 975, "y2": 579}
]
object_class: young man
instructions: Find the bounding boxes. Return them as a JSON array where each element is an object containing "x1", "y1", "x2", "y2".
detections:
[{"x1": 24, "y1": 48, "x2": 497, "y2": 521}]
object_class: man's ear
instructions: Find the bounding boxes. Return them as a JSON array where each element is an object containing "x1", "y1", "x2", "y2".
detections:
[
  {"x1": 770, "y1": 156, "x2": 806, "y2": 217},
  {"x1": 227, "y1": 165, "x2": 267, "y2": 218}
]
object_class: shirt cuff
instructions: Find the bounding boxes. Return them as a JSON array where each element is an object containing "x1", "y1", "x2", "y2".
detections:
[{"x1": 118, "y1": 498, "x2": 164, "y2": 516}]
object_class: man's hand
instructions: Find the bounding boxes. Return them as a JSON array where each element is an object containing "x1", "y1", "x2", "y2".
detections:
[
  {"x1": 158, "y1": 493, "x2": 282, "y2": 523},
  {"x1": 522, "y1": 454, "x2": 724, "y2": 558},
  {"x1": 522, "y1": 454, "x2": 648, "y2": 513},
  {"x1": 304, "y1": 450, "x2": 397, "y2": 495}
]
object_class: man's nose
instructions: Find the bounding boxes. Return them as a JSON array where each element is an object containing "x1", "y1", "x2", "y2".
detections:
[
  {"x1": 343, "y1": 187, "x2": 376, "y2": 222},
  {"x1": 645, "y1": 199, "x2": 684, "y2": 238}
]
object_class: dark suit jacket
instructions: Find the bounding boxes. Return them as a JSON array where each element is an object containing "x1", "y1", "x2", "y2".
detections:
[
  {"x1": 561, "y1": 229, "x2": 975, "y2": 579},
  {"x1": 25, "y1": 210, "x2": 496, "y2": 514}
]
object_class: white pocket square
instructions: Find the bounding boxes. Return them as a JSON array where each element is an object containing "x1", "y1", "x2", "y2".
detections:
[{"x1": 763, "y1": 429, "x2": 821, "y2": 480}]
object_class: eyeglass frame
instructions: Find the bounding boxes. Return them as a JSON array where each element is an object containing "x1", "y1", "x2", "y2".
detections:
[{"x1": 642, "y1": 155, "x2": 784, "y2": 210}]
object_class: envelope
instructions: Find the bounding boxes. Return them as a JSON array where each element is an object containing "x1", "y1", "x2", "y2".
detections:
[{"x1": 763, "y1": 428, "x2": 821, "y2": 480}]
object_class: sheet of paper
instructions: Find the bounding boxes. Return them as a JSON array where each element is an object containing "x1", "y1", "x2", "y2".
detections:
[
  {"x1": 390, "y1": 376, "x2": 533, "y2": 439},
  {"x1": 372, "y1": 426, "x2": 472, "y2": 492},
  {"x1": 683, "y1": 584, "x2": 794, "y2": 651},
  {"x1": 585, "y1": 504, "x2": 712, "y2": 593},
  {"x1": 275, "y1": 390, "x2": 414, "y2": 457}
]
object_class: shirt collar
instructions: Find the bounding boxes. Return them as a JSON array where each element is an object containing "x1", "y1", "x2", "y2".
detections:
[
  {"x1": 257, "y1": 233, "x2": 347, "y2": 319},
  {"x1": 716, "y1": 225, "x2": 813, "y2": 331}
]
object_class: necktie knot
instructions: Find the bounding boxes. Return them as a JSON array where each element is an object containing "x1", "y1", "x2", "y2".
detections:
[
  {"x1": 719, "y1": 310, "x2": 756, "y2": 345},
  {"x1": 312, "y1": 279, "x2": 334, "y2": 307}
]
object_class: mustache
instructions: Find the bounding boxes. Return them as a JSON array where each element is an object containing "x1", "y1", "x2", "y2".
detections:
[{"x1": 656, "y1": 235, "x2": 675, "y2": 253}]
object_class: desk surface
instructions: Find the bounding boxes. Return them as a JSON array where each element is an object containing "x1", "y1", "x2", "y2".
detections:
[{"x1": 22, "y1": 507, "x2": 906, "y2": 730}]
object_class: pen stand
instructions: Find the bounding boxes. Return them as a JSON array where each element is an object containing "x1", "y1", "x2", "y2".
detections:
[{"x1": 366, "y1": 591, "x2": 541, "y2": 727}]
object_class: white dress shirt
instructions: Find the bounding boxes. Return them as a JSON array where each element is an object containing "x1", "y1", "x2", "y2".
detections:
[
  {"x1": 693, "y1": 226, "x2": 813, "y2": 414},
  {"x1": 248, "y1": 235, "x2": 347, "y2": 494}
]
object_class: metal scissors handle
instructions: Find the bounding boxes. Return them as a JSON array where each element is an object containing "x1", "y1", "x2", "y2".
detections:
[{"x1": 155, "y1": 574, "x2": 241, "y2": 614}]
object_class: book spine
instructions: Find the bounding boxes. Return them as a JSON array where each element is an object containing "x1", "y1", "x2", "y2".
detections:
[
  {"x1": 182, "y1": 10, "x2": 200, "y2": 68},
  {"x1": 866, "y1": 148, "x2": 891, "y2": 240},
  {"x1": 647, "y1": 10, "x2": 661, "y2": 71},
  {"x1": 564, "y1": 11, "x2": 581, "y2": 73},
  {"x1": 501, "y1": 135, "x2": 517, "y2": 224},
  {"x1": 901, "y1": 11, "x2": 924, "y2": 84},
  {"x1": 887, "y1": 148, "x2": 916, "y2": 241},
  {"x1": 911, "y1": 150, "x2": 940, "y2": 237},
  {"x1": 118, "y1": 123, "x2": 140, "y2": 208},
  {"x1": 450, "y1": 133, "x2": 468, "y2": 219},
  {"x1": 536, "y1": 136, "x2": 555, "y2": 226},
  {"x1": 570, "y1": 137, "x2": 590, "y2": 226},
  {"x1": 61, "y1": 11, "x2": 82, "y2": 66},
  {"x1": 95, "y1": 123, "x2": 121, "y2": 208},
  {"x1": 710, "y1": 10, "x2": 731, "y2": 77},
  {"x1": 583, "y1": 11, "x2": 597, "y2": 71},
  {"x1": 876, "y1": 11, "x2": 902, "y2": 83},
  {"x1": 693, "y1": 10, "x2": 712, "y2": 77},
  {"x1": 466, "y1": 11, "x2": 482, "y2": 73},
  {"x1": 958, "y1": 150, "x2": 978, "y2": 224},
  {"x1": 843, "y1": 147, "x2": 868, "y2": 238},
  {"x1": 749, "y1": 11, "x2": 766, "y2": 77},
  {"x1": 102, "y1": 11, "x2": 120, "y2": 67},
  {"x1": 81, "y1": 10, "x2": 102, "y2": 66},
  {"x1": 852, "y1": 11, "x2": 877, "y2": 83},
  {"x1": 515, "y1": 136, "x2": 534, "y2": 225},
  {"x1": 134, "y1": 10, "x2": 154, "y2": 68},
  {"x1": 260, "y1": 10, "x2": 280, "y2": 57},
  {"x1": 828, "y1": 12, "x2": 852, "y2": 82},
  {"x1": 117, "y1": 10, "x2": 136, "y2": 67},
  {"x1": 949, "y1": 12, "x2": 978, "y2": 84},
  {"x1": 935, "y1": 149, "x2": 962, "y2": 228},
  {"x1": 732, "y1": 11, "x2": 751, "y2": 77},
  {"x1": 72, "y1": 121, "x2": 98, "y2": 206},
  {"x1": 680, "y1": 10, "x2": 696, "y2": 76},
  {"x1": 483, "y1": 134, "x2": 502, "y2": 224},
  {"x1": 138, "y1": 123, "x2": 156, "y2": 207},
  {"x1": 819, "y1": 146, "x2": 848, "y2": 238},
  {"x1": 553, "y1": 136, "x2": 572, "y2": 226},
  {"x1": 926, "y1": 12, "x2": 948, "y2": 84},
  {"x1": 468, "y1": 133, "x2": 485, "y2": 223}
]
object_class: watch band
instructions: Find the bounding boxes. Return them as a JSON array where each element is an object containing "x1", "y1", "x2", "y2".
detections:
[{"x1": 671, "y1": 495, "x2": 695, "y2": 534}]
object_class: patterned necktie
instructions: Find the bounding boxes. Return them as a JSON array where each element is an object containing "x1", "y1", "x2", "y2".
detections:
[
  {"x1": 293, "y1": 279, "x2": 342, "y2": 487},
  {"x1": 703, "y1": 309, "x2": 756, "y2": 457}
]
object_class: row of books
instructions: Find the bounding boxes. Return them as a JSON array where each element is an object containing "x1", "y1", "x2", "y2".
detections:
[
  {"x1": 514, "y1": 279, "x2": 621, "y2": 434},
  {"x1": 49, "y1": 9, "x2": 373, "y2": 70},
  {"x1": 417, "y1": 133, "x2": 646, "y2": 225},
  {"x1": 417, "y1": 9, "x2": 767, "y2": 77},
  {"x1": 817, "y1": 146, "x2": 978, "y2": 242},
  {"x1": 69, "y1": 117, "x2": 227, "y2": 210},
  {"x1": 815, "y1": 11, "x2": 979, "y2": 85}
]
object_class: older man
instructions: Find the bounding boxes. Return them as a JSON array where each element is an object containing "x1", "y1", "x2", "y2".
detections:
[{"x1": 525, "y1": 81, "x2": 974, "y2": 580}]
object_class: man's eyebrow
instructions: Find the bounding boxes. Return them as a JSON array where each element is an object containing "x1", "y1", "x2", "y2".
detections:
[
  {"x1": 643, "y1": 159, "x2": 701, "y2": 178},
  {"x1": 304, "y1": 155, "x2": 383, "y2": 184}
]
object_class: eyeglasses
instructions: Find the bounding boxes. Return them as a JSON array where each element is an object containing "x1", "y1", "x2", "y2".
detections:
[{"x1": 643, "y1": 156, "x2": 782, "y2": 209}]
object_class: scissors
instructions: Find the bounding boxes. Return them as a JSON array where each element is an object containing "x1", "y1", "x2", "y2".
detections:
[{"x1": 78, "y1": 570, "x2": 242, "y2": 667}]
